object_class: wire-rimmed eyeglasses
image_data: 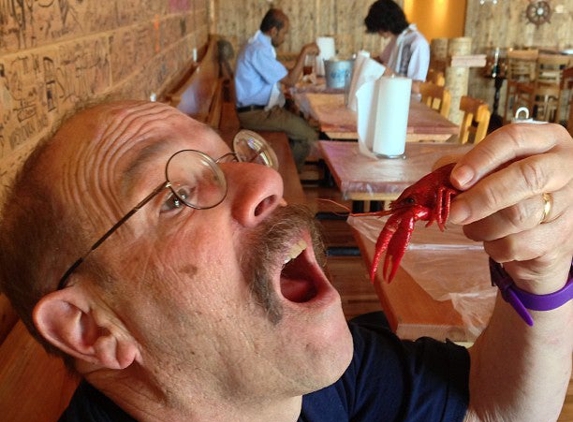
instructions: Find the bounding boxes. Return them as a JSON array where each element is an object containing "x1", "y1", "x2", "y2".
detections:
[{"x1": 56, "y1": 131, "x2": 278, "y2": 290}]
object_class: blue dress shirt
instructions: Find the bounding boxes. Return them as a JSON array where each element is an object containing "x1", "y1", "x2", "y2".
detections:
[{"x1": 234, "y1": 30, "x2": 288, "y2": 108}]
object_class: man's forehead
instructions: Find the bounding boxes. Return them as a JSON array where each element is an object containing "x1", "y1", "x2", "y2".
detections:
[
  {"x1": 70, "y1": 102, "x2": 219, "y2": 158},
  {"x1": 50, "y1": 102, "x2": 225, "y2": 189}
]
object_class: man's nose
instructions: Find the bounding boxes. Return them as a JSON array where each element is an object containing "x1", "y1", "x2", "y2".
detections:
[{"x1": 224, "y1": 163, "x2": 285, "y2": 227}]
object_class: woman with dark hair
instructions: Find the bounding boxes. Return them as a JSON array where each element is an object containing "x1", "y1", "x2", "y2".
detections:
[{"x1": 364, "y1": 0, "x2": 430, "y2": 97}]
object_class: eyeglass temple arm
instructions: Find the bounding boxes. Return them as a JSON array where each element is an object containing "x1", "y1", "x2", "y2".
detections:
[
  {"x1": 57, "y1": 182, "x2": 169, "y2": 290},
  {"x1": 243, "y1": 145, "x2": 270, "y2": 163}
]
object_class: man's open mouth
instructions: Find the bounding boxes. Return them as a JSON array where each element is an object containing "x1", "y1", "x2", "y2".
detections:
[{"x1": 280, "y1": 239, "x2": 319, "y2": 303}]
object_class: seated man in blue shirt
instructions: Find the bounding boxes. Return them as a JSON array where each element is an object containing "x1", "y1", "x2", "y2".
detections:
[
  {"x1": 234, "y1": 8, "x2": 320, "y2": 172},
  {"x1": 1, "y1": 100, "x2": 572, "y2": 422}
]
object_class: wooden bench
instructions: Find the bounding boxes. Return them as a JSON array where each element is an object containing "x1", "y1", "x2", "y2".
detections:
[{"x1": 0, "y1": 320, "x2": 78, "y2": 422}]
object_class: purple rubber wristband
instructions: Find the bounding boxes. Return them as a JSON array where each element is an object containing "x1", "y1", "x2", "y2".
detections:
[{"x1": 489, "y1": 258, "x2": 573, "y2": 326}]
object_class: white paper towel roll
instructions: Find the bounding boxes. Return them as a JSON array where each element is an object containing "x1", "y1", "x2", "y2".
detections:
[
  {"x1": 316, "y1": 37, "x2": 336, "y2": 76},
  {"x1": 356, "y1": 76, "x2": 412, "y2": 158}
]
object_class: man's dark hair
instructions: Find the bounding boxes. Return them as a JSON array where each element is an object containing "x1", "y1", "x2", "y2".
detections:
[
  {"x1": 260, "y1": 8, "x2": 288, "y2": 33},
  {"x1": 364, "y1": 0, "x2": 409, "y2": 35}
]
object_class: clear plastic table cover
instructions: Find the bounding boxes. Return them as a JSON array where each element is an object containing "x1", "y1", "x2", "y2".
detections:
[{"x1": 348, "y1": 215, "x2": 497, "y2": 341}]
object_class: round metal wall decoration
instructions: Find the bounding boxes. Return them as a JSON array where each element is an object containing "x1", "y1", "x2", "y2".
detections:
[{"x1": 526, "y1": 1, "x2": 552, "y2": 27}]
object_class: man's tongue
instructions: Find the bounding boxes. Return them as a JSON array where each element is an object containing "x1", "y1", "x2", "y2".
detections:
[
  {"x1": 280, "y1": 276, "x2": 317, "y2": 303},
  {"x1": 280, "y1": 253, "x2": 317, "y2": 303}
]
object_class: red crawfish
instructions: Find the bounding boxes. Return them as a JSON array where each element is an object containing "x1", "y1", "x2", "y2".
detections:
[{"x1": 367, "y1": 163, "x2": 461, "y2": 282}]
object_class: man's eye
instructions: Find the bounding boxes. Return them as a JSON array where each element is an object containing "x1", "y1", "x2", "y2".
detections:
[{"x1": 161, "y1": 186, "x2": 196, "y2": 212}]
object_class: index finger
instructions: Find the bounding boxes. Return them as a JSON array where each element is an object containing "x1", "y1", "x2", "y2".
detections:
[
  {"x1": 448, "y1": 124, "x2": 573, "y2": 225},
  {"x1": 450, "y1": 123, "x2": 564, "y2": 190}
]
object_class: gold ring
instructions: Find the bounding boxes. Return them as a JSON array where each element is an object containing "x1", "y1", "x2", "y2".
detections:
[{"x1": 540, "y1": 192, "x2": 553, "y2": 224}]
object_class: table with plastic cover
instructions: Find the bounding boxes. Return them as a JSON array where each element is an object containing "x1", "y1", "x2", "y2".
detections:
[
  {"x1": 293, "y1": 90, "x2": 459, "y2": 141},
  {"x1": 318, "y1": 141, "x2": 474, "y2": 202}
]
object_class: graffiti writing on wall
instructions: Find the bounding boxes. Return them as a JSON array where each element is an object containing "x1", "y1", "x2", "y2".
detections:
[
  {"x1": 0, "y1": 0, "x2": 84, "y2": 51},
  {"x1": 0, "y1": 38, "x2": 111, "y2": 157}
]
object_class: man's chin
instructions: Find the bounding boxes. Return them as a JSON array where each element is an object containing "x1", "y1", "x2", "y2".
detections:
[{"x1": 297, "y1": 319, "x2": 354, "y2": 395}]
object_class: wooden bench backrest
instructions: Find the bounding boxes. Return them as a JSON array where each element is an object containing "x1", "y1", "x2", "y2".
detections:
[{"x1": 166, "y1": 37, "x2": 222, "y2": 128}]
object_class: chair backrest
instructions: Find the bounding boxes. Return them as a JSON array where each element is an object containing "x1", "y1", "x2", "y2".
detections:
[
  {"x1": 536, "y1": 54, "x2": 571, "y2": 86},
  {"x1": 562, "y1": 67, "x2": 573, "y2": 135},
  {"x1": 426, "y1": 69, "x2": 445, "y2": 86},
  {"x1": 459, "y1": 96, "x2": 491, "y2": 144},
  {"x1": 506, "y1": 49, "x2": 538, "y2": 82},
  {"x1": 419, "y1": 82, "x2": 451, "y2": 118},
  {"x1": 532, "y1": 84, "x2": 561, "y2": 122}
]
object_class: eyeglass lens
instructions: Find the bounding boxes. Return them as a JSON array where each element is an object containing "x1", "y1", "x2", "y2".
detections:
[
  {"x1": 165, "y1": 133, "x2": 278, "y2": 209},
  {"x1": 165, "y1": 150, "x2": 228, "y2": 210},
  {"x1": 233, "y1": 130, "x2": 279, "y2": 170}
]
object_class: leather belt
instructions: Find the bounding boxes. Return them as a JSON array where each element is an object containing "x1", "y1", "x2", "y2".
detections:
[{"x1": 236, "y1": 105, "x2": 265, "y2": 113}]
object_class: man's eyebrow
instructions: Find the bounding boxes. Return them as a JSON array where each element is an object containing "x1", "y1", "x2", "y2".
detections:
[{"x1": 123, "y1": 143, "x2": 171, "y2": 189}]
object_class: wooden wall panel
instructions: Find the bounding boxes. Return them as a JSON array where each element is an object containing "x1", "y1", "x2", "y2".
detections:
[
  {"x1": 212, "y1": 0, "x2": 386, "y2": 64},
  {"x1": 0, "y1": 2, "x2": 205, "y2": 202}
]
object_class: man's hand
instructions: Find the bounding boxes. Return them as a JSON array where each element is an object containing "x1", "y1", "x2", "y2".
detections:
[
  {"x1": 453, "y1": 123, "x2": 573, "y2": 422},
  {"x1": 450, "y1": 123, "x2": 573, "y2": 294},
  {"x1": 283, "y1": 42, "x2": 321, "y2": 87},
  {"x1": 301, "y1": 42, "x2": 320, "y2": 57}
]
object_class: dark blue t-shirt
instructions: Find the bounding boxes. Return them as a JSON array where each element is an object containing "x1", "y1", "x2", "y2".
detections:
[{"x1": 60, "y1": 312, "x2": 469, "y2": 422}]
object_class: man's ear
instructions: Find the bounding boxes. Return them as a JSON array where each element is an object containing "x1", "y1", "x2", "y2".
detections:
[{"x1": 33, "y1": 285, "x2": 139, "y2": 370}]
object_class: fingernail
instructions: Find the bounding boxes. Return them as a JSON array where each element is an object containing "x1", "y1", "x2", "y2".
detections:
[
  {"x1": 449, "y1": 199, "x2": 470, "y2": 224},
  {"x1": 451, "y1": 164, "x2": 474, "y2": 188}
]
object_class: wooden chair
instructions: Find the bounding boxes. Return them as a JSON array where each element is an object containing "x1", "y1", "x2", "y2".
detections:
[
  {"x1": 459, "y1": 96, "x2": 491, "y2": 144},
  {"x1": 532, "y1": 84, "x2": 560, "y2": 122},
  {"x1": 562, "y1": 66, "x2": 573, "y2": 135},
  {"x1": 503, "y1": 49, "x2": 538, "y2": 123},
  {"x1": 419, "y1": 82, "x2": 451, "y2": 118},
  {"x1": 531, "y1": 54, "x2": 571, "y2": 123},
  {"x1": 426, "y1": 69, "x2": 445, "y2": 86}
]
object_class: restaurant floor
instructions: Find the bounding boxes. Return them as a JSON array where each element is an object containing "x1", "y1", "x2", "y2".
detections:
[{"x1": 301, "y1": 180, "x2": 573, "y2": 421}]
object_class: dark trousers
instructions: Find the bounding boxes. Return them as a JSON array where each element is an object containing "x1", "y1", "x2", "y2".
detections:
[{"x1": 237, "y1": 105, "x2": 318, "y2": 172}]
